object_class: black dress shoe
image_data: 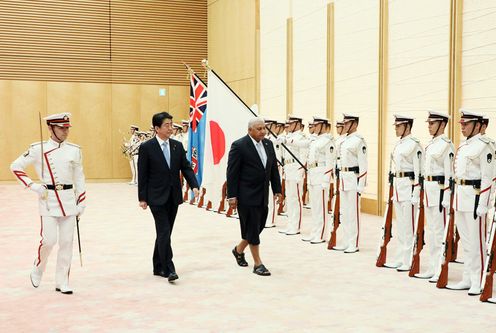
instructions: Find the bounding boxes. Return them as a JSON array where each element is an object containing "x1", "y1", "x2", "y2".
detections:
[
  {"x1": 168, "y1": 272, "x2": 179, "y2": 282},
  {"x1": 253, "y1": 264, "x2": 271, "y2": 276},
  {"x1": 154, "y1": 271, "x2": 167, "y2": 278},
  {"x1": 232, "y1": 246, "x2": 248, "y2": 267}
]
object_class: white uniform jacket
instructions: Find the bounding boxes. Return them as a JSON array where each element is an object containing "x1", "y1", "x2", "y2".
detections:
[
  {"x1": 424, "y1": 135, "x2": 454, "y2": 208},
  {"x1": 307, "y1": 133, "x2": 335, "y2": 188},
  {"x1": 454, "y1": 134, "x2": 493, "y2": 212},
  {"x1": 284, "y1": 131, "x2": 310, "y2": 181},
  {"x1": 11, "y1": 139, "x2": 86, "y2": 217},
  {"x1": 339, "y1": 133, "x2": 368, "y2": 193},
  {"x1": 392, "y1": 134, "x2": 423, "y2": 202}
]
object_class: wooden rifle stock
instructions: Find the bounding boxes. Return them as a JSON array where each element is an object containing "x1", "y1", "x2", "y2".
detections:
[
  {"x1": 302, "y1": 171, "x2": 309, "y2": 206},
  {"x1": 451, "y1": 228, "x2": 461, "y2": 262},
  {"x1": 217, "y1": 182, "x2": 227, "y2": 213},
  {"x1": 409, "y1": 177, "x2": 425, "y2": 277},
  {"x1": 197, "y1": 188, "x2": 206, "y2": 208},
  {"x1": 328, "y1": 182, "x2": 334, "y2": 214},
  {"x1": 327, "y1": 171, "x2": 340, "y2": 250},
  {"x1": 277, "y1": 178, "x2": 286, "y2": 215},
  {"x1": 376, "y1": 172, "x2": 394, "y2": 267},
  {"x1": 480, "y1": 205, "x2": 496, "y2": 302},
  {"x1": 437, "y1": 179, "x2": 455, "y2": 288}
]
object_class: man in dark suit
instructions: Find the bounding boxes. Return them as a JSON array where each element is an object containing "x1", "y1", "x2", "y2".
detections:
[
  {"x1": 227, "y1": 118, "x2": 282, "y2": 276},
  {"x1": 138, "y1": 112, "x2": 199, "y2": 282}
]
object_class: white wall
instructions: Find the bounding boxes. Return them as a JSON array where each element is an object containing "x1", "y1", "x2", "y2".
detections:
[
  {"x1": 385, "y1": 0, "x2": 451, "y2": 194},
  {"x1": 334, "y1": 0, "x2": 380, "y2": 198},
  {"x1": 260, "y1": 0, "x2": 290, "y2": 120},
  {"x1": 461, "y1": 0, "x2": 496, "y2": 138}
]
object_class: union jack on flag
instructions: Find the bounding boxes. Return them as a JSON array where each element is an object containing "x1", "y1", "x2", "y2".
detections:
[{"x1": 189, "y1": 74, "x2": 207, "y2": 132}]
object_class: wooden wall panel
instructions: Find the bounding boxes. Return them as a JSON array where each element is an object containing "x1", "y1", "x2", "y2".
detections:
[
  {"x1": 0, "y1": 81, "x2": 47, "y2": 181},
  {"x1": 168, "y1": 86, "x2": 190, "y2": 122},
  {"x1": 208, "y1": 0, "x2": 256, "y2": 102},
  {"x1": 0, "y1": 0, "x2": 207, "y2": 85}
]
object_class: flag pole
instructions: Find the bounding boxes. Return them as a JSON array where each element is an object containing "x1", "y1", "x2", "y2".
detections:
[{"x1": 201, "y1": 60, "x2": 306, "y2": 171}]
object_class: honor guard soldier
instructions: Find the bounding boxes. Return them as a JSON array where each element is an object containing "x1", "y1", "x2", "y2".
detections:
[
  {"x1": 301, "y1": 117, "x2": 335, "y2": 243},
  {"x1": 480, "y1": 117, "x2": 496, "y2": 234},
  {"x1": 181, "y1": 120, "x2": 190, "y2": 152},
  {"x1": 264, "y1": 119, "x2": 283, "y2": 228},
  {"x1": 386, "y1": 115, "x2": 423, "y2": 271},
  {"x1": 10, "y1": 113, "x2": 86, "y2": 295},
  {"x1": 128, "y1": 125, "x2": 140, "y2": 185},
  {"x1": 415, "y1": 111, "x2": 454, "y2": 281},
  {"x1": 447, "y1": 110, "x2": 493, "y2": 295},
  {"x1": 334, "y1": 114, "x2": 367, "y2": 253},
  {"x1": 279, "y1": 116, "x2": 310, "y2": 235},
  {"x1": 171, "y1": 123, "x2": 182, "y2": 140}
]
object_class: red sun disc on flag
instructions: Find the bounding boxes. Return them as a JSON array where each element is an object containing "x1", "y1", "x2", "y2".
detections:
[{"x1": 209, "y1": 121, "x2": 225, "y2": 165}]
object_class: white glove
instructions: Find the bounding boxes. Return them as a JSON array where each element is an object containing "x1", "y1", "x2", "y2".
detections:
[
  {"x1": 29, "y1": 183, "x2": 47, "y2": 199},
  {"x1": 476, "y1": 205, "x2": 488, "y2": 217},
  {"x1": 411, "y1": 187, "x2": 420, "y2": 205},
  {"x1": 76, "y1": 205, "x2": 85, "y2": 217},
  {"x1": 441, "y1": 190, "x2": 451, "y2": 209},
  {"x1": 322, "y1": 183, "x2": 330, "y2": 190}
]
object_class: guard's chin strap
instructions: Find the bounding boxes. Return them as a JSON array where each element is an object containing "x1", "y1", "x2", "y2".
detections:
[
  {"x1": 400, "y1": 124, "x2": 409, "y2": 139},
  {"x1": 433, "y1": 121, "x2": 442, "y2": 138},
  {"x1": 467, "y1": 121, "x2": 478, "y2": 139},
  {"x1": 50, "y1": 125, "x2": 64, "y2": 143},
  {"x1": 346, "y1": 121, "x2": 357, "y2": 135}
]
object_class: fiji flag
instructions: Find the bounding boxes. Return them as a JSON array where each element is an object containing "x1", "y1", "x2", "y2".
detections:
[{"x1": 188, "y1": 73, "x2": 207, "y2": 186}]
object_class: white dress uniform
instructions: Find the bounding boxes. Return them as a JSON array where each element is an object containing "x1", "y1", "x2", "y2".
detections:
[
  {"x1": 389, "y1": 118, "x2": 423, "y2": 271},
  {"x1": 337, "y1": 119, "x2": 368, "y2": 253},
  {"x1": 421, "y1": 113, "x2": 454, "y2": 280},
  {"x1": 265, "y1": 130, "x2": 283, "y2": 228},
  {"x1": 128, "y1": 132, "x2": 140, "y2": 185},
  {"x1": 302, "y1": 127, "x2": 335, "y2": 243},
  {"x1": 280, "y1": 124, "x2": 310, "y2": 235},
  {"x1": 447, "y1": 111, "x2": 493, "y2": 294},
  {"x1": 10, "y1": 113, "x2": 86, "y2": 294}
]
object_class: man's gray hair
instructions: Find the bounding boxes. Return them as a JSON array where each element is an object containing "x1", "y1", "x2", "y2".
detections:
[{"x1": 248, "y1": 117, "x2": 265, "y2": 129}]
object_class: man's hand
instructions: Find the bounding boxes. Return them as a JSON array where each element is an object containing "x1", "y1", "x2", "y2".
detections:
[
  {"x1": 228, "y1": 197, "x2": 237, "y2": 209},
  {"x1": 193, "y1": 188, "x2": 200, "y2": 200},
  {"x1": 139, "y1": 201, "x2": 148, "y2": 210},
  {"x1": 274, "y1": 193, "x2": 283, "y2": 205},
  {"x1": 76, "y1": 205, "x2": 85, "y2": 217}
]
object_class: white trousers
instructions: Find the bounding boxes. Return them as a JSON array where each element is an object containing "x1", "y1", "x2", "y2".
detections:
[
  {"x1": 393, "y1": 200, "x2": 415, "y2": 266},
  {"x1": 285, "y1": 179, "x2": 302, "y2": 233},
  {"x1": 456, "y1": 211, "x2": 486, "y2": 289},
  {"x1": 308, "y1": 184, "x2": 329, "y2": 241},
  {"x1": 130, "y1": 156, "x2": 138, "y2": 183},
  {"x1": 266, "y1": 186, "x2": 278, "y2": 227},
  {"x1": 32, "y1": 216, "x2": 75, "y2": 287},
  {"x1": 425, "y1": 206, "x2": 447, "y2": 276},
  {"x1": 341, "y1": 190, "x2": 360, "y2": 249}
]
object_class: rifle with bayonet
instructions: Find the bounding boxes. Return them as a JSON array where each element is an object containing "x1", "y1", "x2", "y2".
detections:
[
  {"x1": 409, "y1": 174, "x2": 425, "y2": 277},
  {"x1": 480, "y1": 201, "x2": 496, "y2": 303},
  {"x1": 327, "y1": 165, "x2": 340, "y2": 250},
  {"x1": 437, "y1": 178, "x2": 455, "y2": 288},
  {"x1": 376, "y1": 154, "x2": 394, "y2": 267}
]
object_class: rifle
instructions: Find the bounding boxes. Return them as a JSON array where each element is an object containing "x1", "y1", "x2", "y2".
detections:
[
  {"x1": 376, "y1": 155, "x2": 394, "y2": 267},
  {"x1": 437, "y1": 178, "x2": 455, "y2": 288},
  {"x1": 76, "y1": 216, "x2": 83, "y2": 267},
  {"x1": 217, "y1": 182, "x2": 227, "y2": 213},
  {"x1": 480, "y1": 203, "x2": 496, "y2": 302},
  {"x1": 409, "y1": 175, "x2": 425, "y2": 277},
  {"x1": 451, "y1": 227, "x2": 461, "y2": 263},
  {"x1": 277, "y1": 178, "x2": 286, "y2": 215},
  {"x1": 327, "y1": 166, "x2": 340, "y2": 250},
  {"x1": 302, "y1": 171, "x2": 309, "y2": 207},
  {"x1": 197, "y1": 188, "x2": 206, "y2": 208},
  {"x1": 328, "y1": 180, "x2": 334, "y2": 214}
]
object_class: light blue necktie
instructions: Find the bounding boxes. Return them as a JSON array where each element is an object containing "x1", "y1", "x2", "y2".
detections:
[{"x1": 162, "y1": 141, "x2": 170, "y2": 167}]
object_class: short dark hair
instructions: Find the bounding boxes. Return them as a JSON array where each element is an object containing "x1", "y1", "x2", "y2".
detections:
[{"x1": 152, "y1": 112, "x2": 173, "y2": 128}]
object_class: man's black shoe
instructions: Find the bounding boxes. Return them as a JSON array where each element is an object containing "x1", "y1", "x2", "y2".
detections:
[
  {"x1": 168, "y1": 272, "x2": 179, "y2": 282},
  {"x1": 232, "y1": 246, "x2": 248, "y2": 267}
]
